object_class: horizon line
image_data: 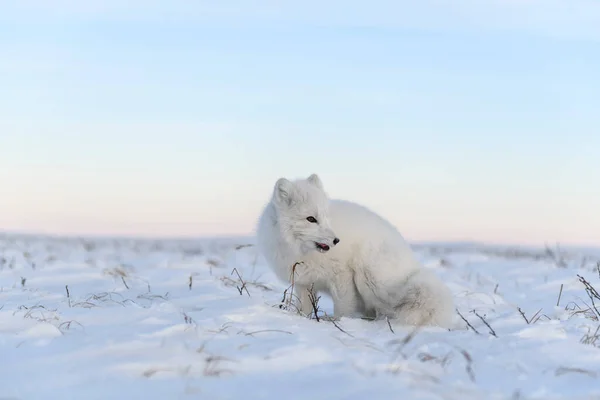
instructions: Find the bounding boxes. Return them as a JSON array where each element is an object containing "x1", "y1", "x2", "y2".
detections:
[{"x1": 2, "y1": 228, "x2": 599, "y2": 253}]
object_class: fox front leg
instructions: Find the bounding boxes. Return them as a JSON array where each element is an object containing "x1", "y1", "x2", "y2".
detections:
[
  {"x1": 330, "y1": 271, "x2": 366, "y2": 319},
  {"x1": 294, "y1": 284, "x2": 315, "y2": 317}
]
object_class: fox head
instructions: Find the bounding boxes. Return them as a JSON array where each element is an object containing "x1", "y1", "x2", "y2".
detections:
[{"x1": 271, "y1": 173, "x2": 340, "y2": 256}]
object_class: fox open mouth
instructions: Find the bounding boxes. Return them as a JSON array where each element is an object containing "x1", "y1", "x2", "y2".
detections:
[{"x1": 315, "y1": 242, "x2": 330, "y2": 252}]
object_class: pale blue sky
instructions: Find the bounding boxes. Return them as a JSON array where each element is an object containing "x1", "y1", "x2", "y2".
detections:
[{"x1": 1, "y1": 1, "x2": 600, "y2": 246}]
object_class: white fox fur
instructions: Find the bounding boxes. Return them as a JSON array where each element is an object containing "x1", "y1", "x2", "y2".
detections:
[{"x1": 255, "y1": 174, "x2": 455, "y2": 329}]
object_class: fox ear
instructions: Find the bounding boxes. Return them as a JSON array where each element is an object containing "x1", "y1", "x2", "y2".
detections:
[
  {"x1": 307, "y1": 173, "x2": 323, "y2": 190},
  {"x1": 274, "y1": 178, "x2": 295, "y2": 207}
]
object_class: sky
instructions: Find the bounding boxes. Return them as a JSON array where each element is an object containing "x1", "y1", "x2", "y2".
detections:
[{"x1": 1, "y1": 0, "x2": 600, "y2": 246}]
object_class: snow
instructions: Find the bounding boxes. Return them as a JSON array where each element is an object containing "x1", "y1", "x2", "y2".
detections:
[{"x1": 1, "y1": 233, "x2": 600, "y2": 400}]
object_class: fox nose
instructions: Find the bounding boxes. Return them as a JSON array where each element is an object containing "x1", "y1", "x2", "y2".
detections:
[{"x1": 333, "y1": 238, "x2": 340, "y2": 245}]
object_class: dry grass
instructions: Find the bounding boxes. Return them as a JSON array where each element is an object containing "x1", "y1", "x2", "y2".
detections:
[
  {"x1": 5, "y1": 234, "x2": 600, "y2": 397},
  {"x1": 277, "y1": 262, "x2": 303, "y2": 313},
  {"x1": 13, "y1": 304, "x2": 59, "y2": 323},
  {"x1": 220, "y1": 268, "x2": 273, "y2": 294},
  {"x1": 385, "y1": 321, "x2": 477, "y2": 384},
  {"x1": 306, "y1": 284, "x2": 322, "y2": 321},
  {"x1": 517, "y1": 307, "x2": 548, "y2": 325},
  {"x1": 557, "y1": 273, "x2": 600, "y2": 323},
  {"x1": 577, "y1": 274, "x2": 600, "y2": 319},
  {"x1": 555, "y1": 366, "x2": 597, "y2": 378},
  {"x1": 580, "y1": 325, "x2": 600, "y2": 347}
]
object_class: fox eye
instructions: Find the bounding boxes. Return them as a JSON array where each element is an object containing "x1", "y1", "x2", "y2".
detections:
[{"x1": 306, "y1": 216, "x2": 318, "y2": 223}]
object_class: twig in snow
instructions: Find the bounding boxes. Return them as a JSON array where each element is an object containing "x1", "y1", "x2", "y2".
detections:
[
  {"x1": 279, "y1": 262, "x2": 303, "y2": 312},
  {"x1": 307, "y1": 284, "x2": 321, "y2": 322},
  {"x1": 278, "y1": 286, "x2": 297, "y2": 310},
  {"x1": 231, "y1": 268, "x2": 250, "y2": 297},
  {"x1": 472, "y1": 310, "x2": 497, "y2": 337},
  {"x1": 517, "y1": 307, "x2": 546, "y2": 324},
  {"x1": 456, "y1": 309, "x2": 479, "y2": 334},
  {"x1": 389, "y1": 323, "x2": 424, "y2": 360},
  {"x1": 182, "y1": 312, "x2": 196, "y2": 326},
  {"x1": 459, "y1": 348, "x2": 476, "y2": 382},
  {"x1": 65, "y1": 285, "x2": 71, "y2": 307},
  {"x1": 557, "y1": 283, "x2": 564, "y2": 306},
  {"x1": 322, "y1": 312, "x2": 355, "y2": 338},
  {"x1": 518, "y1": 307, "x2": 530, "y2": 324}
]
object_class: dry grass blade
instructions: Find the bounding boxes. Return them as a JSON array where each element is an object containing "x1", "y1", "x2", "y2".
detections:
[
  {"x1": 243, "y1": 329, "x2": 293, "y2": 336},
  {"x1": 555, "y1": 366, "x2": 597, "y2": 378},
  {"x1": 528, "y1": 308, "x2": 546, "y2": 324},
  {"x1": 58, "y1": 320, "x2": 85, "y2": 333}
]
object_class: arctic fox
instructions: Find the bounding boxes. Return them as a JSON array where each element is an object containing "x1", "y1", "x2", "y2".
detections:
[{"x1": 255, "y1": 174, "x2": 455, "y2": 329}]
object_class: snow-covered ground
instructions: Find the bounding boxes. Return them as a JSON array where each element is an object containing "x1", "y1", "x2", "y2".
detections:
[{"x1": 1, "y1": 233, "x2": 600, "y2": 400}]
